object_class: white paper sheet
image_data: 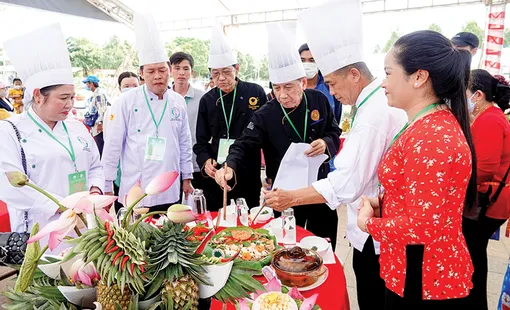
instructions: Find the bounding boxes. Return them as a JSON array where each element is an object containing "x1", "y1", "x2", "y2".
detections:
[{"x1": 273, "y1": 143, "x2": 328, "y2": 191}]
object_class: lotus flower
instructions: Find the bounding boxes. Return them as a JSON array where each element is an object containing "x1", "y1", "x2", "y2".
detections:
[
  {"x1": 236, "y1": 299, "x2": 250, "y2": 310},
  {"x1": 28, "y1": 209, "x2": 80, "y2": 251},
  {"x1": 60, "y1": 191, "x2": 117, "y2": 222},
  {"x1": 145, "y1": 171, "x2": 179, "y2": 196},
  {"x1": 124, "y1": 180, "x2": 143, "y2": 209},
  {"x1": 5, "y1": 171, "x2": 29, "y2": 187},
  {"x1": 288, "y1": 287, "x2": 304, "y2": 300},
  {"x1": 166, "y1": 204, "x2": 197, "y2": 224},
  {"x1": 69, "y1": 259, "x2": 100, "y2": 287},
  {"x1": 28, "y1": 193, "x2": 117, "y2": 250},
  {"x1": 254, "y1": 277, "x2": 282, "y2": 299},
  {"x1": 300, "y1": 294, "x2": 319, "y2": 310}
]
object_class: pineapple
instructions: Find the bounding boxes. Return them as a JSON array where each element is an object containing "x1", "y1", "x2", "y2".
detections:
[
  {"x1": 97, "y1": 282, "x2": 131, "y2": 310},
  {"x1": 65, "y1": 220, "x2": 147, "y2": 310},
  {"x1": 146, "y1": 220, "x2": 209, "y2": 309},
  {"x1": 162, "y1": 275, "x2": 199, "y2": 309}
]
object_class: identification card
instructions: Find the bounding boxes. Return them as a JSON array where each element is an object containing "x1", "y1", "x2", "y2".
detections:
[
  {"x1": 145, "y1": 136, "x2": 167, "y2": 162},
  {"x1": 217, "y1": 138, "x2": 235, "y2": 164},
  {"x1": 68, "y1": 171, "x2": 87, "y2": 195}
]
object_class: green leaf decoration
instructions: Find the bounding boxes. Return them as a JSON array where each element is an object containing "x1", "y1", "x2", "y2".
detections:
[{"x1": 15, "y1": 223, "x2": 41, "y2": 293}]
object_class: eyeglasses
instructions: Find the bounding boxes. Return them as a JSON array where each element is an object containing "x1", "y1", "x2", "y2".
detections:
[{"x1": 211, "y1": 68, "x2": 235, "y2": 79}]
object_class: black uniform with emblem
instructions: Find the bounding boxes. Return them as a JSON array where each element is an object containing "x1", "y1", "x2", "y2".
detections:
[
  {"x1": 194, "y1": 79, "x2": 267, "y2": 211},
  {"x1": 225, "y1": 88, "x2": 341, "y2": 247}
]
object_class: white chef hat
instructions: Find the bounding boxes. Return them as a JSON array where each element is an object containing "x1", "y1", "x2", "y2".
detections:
[
  {"x1": 134, "y1": 11, "x2": 168, "y2": 66},
  {"x1": 298, "y1": 0, "x2": 364, "y2": 76},
  {"x1": 267, "y1": 22, "x2": 305, "y2": 85},
  {"x1": 3, "y1": 24, "x2": 74, "y2": 105},
  {"x1": 208, "y1": 23, "x2": 237, "y2": 69}
]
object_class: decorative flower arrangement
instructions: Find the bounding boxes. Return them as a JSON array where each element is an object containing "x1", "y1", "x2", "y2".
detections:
[{"x1": 4, "y1": 170, "x2": 317, "y2": 310}]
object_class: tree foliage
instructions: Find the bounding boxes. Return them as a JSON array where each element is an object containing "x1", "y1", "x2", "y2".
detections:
[
  {"x1": 504, "y1": 29, "x2": 510, "y2": 48},
  {"x1": 166, "y1": 37, "x2": 211, "y2": 78},
  {"x1": 428, "y1": 23, "x2": 442, "y2": 34},
  {"x1": 66, "y1": 37, "x2": 101, "y2": 76},
  {"x1": 383, "y1": 29, "x2": 401, "y2": 53}
]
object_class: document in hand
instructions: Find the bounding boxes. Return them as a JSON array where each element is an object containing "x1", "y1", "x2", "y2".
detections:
[{"x1": 273, "y1": 143, "x2": 328, "y2": 191}]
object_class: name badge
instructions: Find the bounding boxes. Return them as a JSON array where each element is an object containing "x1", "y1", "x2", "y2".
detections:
[
  {"x1": 145, "y1": 136, "x2": 167, "y2": 162},
  {"x1": 217, "y1": 139, "x2": 235, "y2": 164},
  {"x1": 68, "y1": 171, "x2": 87, "y2": 195}
]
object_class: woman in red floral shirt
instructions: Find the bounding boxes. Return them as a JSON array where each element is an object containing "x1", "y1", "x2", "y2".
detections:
[
  {"x1": 462, "y1": 70, "x2": 510, "y2": 310},
  {"x1": 357, "y1": 30, "x2": 477, "y2": 309}
]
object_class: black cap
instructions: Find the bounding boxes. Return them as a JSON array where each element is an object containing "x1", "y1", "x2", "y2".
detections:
[{"x1": 451, "y1": 32, "x2": 480, "y2": 49}]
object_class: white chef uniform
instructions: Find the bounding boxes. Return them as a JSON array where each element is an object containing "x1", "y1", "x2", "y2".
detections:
[
  {"x1": 0, "y1": 24, "x2": 104, "y2": 253},
  {"x1": 298, "y1": 1, "x2": 407, "y2": 254},
  {"x1": 101, "y1": 12, "x2": 193, "y2": 206}
]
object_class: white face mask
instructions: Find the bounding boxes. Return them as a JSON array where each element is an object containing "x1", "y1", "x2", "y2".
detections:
[
  {"x1": 302, "y1": 62, "x2": 318, "y2": 79},
  {"x1": 121, "y1": 87, "x2": 134, "y2": 93},
  {"x1": 13, "y1": 85, "x2": 21, "y2": 90},
  {"x1": 468, "y1": 93, "x2": 477, "y2": 113}
]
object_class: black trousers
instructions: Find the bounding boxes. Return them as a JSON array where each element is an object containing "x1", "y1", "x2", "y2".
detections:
[
  {"x1": 294, "y1": 204, "x2": 338, "y2": 251},
  {"x1": 94, "y1": 132, "x2": 104, "y2": 158},
  {"x1": 113, "y1": 182, "x2": 124, "y2": 213},
  {"x1": 352, "y1": 236, "x2": 385, "y2": 310},
  {"x1": 462, "y1": 215, "x2": 506, "y2": 310},
  {"x1": 384, "y1": 245, "x2": 469, "y2": 309}
]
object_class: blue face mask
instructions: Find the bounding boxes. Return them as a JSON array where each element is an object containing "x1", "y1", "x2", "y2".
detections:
[
  {"x1": 468, "y1": 93, "x2": 477, "y2": 113},
  {"x1": 121, "y1": 87, "x2": 133, "y2": 93},
  {"x1": 85, "y1": 85, "x2": 91, "y2": 91}
]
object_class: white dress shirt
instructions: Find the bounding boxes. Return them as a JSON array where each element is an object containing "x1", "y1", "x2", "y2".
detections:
[
  {"x1": 312, "y1": 78, "x2": 407, "y2": 253},
  {"x1": 0, "y1": 108, "x2": 104, "y2": 245},
  {"x1": 101, "y1": 86, "x2": 193, "y2": 207},
  {"x1": 173, "y1": 84, "x2": 205, "y2": 173}
]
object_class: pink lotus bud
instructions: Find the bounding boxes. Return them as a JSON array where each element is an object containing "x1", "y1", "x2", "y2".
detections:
[
  {"x1": 125, "y1": 181, "x2": 144, "y2": 209},
  {"x1": 5, "y1": 171, "x2": 29, "y2": 187},
  {"x1": 145, "y1": 171, "x2": 179, "y2": 196},
  {"x1": 288, "y1": 287, "x2": 304, "y2": 300},
  {"x1": 299, "y1": 293, "x2": 318, "y2": 310},
  {"x1": 166, "y1": 204, "x2": 197, "y2": 224},
  {"x1": 69, "y1": 259, "x2": 100, "y2": 287}
]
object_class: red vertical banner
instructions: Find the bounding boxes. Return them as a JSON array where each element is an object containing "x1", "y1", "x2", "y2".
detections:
[{"x1": 483, "y1": 4, "x2": 506, "y2": 75}]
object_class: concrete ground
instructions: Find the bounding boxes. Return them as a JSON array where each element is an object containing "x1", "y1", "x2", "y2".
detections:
[{"x1": 334, "y1": 204, "x2": 509, "y2": 310}]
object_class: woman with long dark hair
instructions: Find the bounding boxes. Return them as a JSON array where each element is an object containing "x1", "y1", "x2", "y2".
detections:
[
  {"x1": 356, "y1": 30, "x2": 477, "y2": 309},
  {"x1": 463, "y1": 69, "x2": 510, "y2": 310}
]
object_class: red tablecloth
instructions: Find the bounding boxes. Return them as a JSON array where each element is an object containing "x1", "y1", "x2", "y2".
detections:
[
  {"x1": 209, "y1": 214, "x2": 350, "y2": 310},
  {"x1": 0, "y1": 200, "x2": 11, "y2": 232}
]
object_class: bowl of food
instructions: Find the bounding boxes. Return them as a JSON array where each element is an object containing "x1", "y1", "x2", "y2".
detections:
[
  {"x1": 271, "y1": 246, "x2": 326, "y2": 288},
  {"x1": 250, "y1": 207, "x2": 273, "y2": 223},
  {"x1": 300, "y1": 236, "x2": 329, "y2": 258},
  {"x1": 252, "y1": 292, "x2": 298, "y2": 310}
]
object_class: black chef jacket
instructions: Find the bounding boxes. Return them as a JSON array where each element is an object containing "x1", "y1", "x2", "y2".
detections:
[
  {"x1": 225, "y1": 88, "x2": 341, "y2": 246},
  {"x1": 194, "y1": 79, "x2": 267, "y2": 210}
]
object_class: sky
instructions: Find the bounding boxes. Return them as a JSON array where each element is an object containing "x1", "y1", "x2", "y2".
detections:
[{"x1": 0, "y1": 0, "x2": 507, "y2": 71}]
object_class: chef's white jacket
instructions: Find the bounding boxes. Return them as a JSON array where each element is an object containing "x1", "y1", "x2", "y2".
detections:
[
  {"x1": 0, "y1": 108, "x2": 104, "y2": 239},
  {"x1": 312, "y1": 78, "x2": 407, "y2": 254},
  {"x1": 101, "y1": 86, "x2": 193, "y2": 207}
]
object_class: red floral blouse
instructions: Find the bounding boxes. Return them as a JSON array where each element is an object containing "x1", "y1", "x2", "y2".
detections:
[{"x1": 366, "y1": 110, "x2": 474, "y2": 300}]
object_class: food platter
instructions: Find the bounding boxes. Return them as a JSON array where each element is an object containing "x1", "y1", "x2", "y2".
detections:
[
  {"x1": 205, "y1": 226, "x2": 280, "y2": 267},
  {"x1": 252, "y1": 292, "x2": 299, "y2": 310}
]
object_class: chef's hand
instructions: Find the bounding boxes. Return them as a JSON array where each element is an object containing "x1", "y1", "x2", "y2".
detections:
[
  {"x1": 264, "y1": 188, "x2": 295, "y2": 212},
  {"x1": 215, "y1": 167, "x2": 234, "y2": 191},
  {"x1": 183, "y1": 179, "x2": 194, "y2": 199},
  {"x1": 357, "y1": 195, "x2": 375, "y2": 232},
  {"x1": 305, "y1": 139, "x2": 327, "y2": 157},
  {"x1": 204, "y1": 158, "x2": 218, "y2": 178},
  {"x1": 358, "y1": 195, "x2": 381, "y2": 218}
]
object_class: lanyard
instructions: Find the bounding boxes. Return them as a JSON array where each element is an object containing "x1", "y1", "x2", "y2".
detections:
[
  {"x1": 143, "y1": 85, "x2": 168, "y2": 137},
  {"x1": 219, "y1": 87, "x2": 237, "y2": 140},
  {"x1": 351, "y1": 85, "x2": 381, "y2": 125},
  {"x1": 185, "y1": 97, "x2": 190, "y2": 105},
  {"x1": 280, "y1": 92, "x2": 309, "y2": 142},
  {"x1": 378, "y1": 103, "x2": 440, "y2": 188},
  {"x1": 28, "y1": 111, "x2": 78, "y2": 172},
  {"x1": 388, "y1": 103, "x2": 440, "y2": 149}
]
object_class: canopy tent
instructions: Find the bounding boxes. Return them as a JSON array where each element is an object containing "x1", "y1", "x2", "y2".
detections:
[{"x1": 0, "y1": 0, "x2": 117, "y2": 22}]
